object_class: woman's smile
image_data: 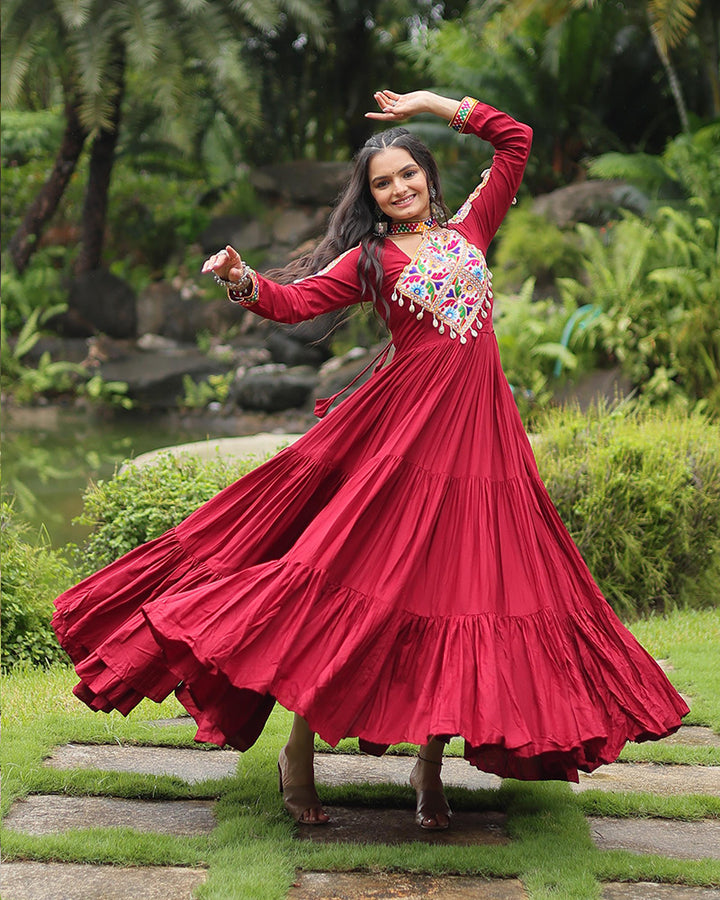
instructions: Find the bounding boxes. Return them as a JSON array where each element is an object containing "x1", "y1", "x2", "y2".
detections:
[{"x1": 368, "y1": 146, "x2": 431, "y2": 223}]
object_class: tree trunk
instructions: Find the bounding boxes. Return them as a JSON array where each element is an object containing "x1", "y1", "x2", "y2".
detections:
[
  {"x1": 74, "y1": 46, "x2": 126, "y2": 275},
  {"x1": 7, "y1": 99, "x2": 88, "y2": 274},
  {"x1": 649, "y1": 15, "x2": 691, "y2": 132}
]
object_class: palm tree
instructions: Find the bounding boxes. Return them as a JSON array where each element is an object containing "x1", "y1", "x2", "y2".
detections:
[
  {"x1": 2, "y1": 0, "x2": 326, "y2": 275},
  {"x1": 497, "y1": 0, "x2": 718, "y2": 129}
]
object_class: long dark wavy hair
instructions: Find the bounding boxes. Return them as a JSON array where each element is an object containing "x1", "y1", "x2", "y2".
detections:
[{"x1": 266, "y1": 127, "x2": 449, "y2": 306}]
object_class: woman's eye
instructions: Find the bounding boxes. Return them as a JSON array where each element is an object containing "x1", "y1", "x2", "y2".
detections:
[{"x1": 405, "y1": 170, "x2": 418, "y2": 178}]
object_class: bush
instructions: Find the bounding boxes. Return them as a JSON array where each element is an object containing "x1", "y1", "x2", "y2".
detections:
[
  {"x1": 492, "y1": 203, "x2": 583, "y2": 293},
  {"x1": 559, "y1": 206, "x2": 720, "y2": 415},
  {"x1": 1, "y1": 502, "x2": 73, "y2": 670},
  {"x1": 75, "y1": 451, "x2": 266, "y2": 572},
  {"x1": 535, "y1": 404, "x2": 720, "y2": 619},
  {"x1": 494, "y1": 278, "x2": 600, "y2": 425}
]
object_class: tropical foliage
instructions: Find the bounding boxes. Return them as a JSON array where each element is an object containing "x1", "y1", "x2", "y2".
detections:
[{"x1": 1, "y1": 0, "x2": 326, "y2": 273}]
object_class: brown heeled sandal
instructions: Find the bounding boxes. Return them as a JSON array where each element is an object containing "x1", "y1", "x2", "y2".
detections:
[
  {"x1": 410, "y1": 755, "x2": 452, "y2": 830},
  {"x1": 277, "y1": 747, "x2": 330, "y2": 826}
]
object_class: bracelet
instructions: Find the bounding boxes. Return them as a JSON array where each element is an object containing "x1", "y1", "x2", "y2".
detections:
[
  {"x1": 213, "y1": 270, "x2": 251, "y2": 290},
  {"x1": 227, "y1": 267, "x2": 260, "y2": 306},
  {"x1": 449, "y1": 96, "x2": 478, "y2": 133}
]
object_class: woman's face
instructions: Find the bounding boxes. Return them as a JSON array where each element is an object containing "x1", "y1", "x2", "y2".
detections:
[{"x1": 368, "y1": 147, "x2": 431, "y2": 223}]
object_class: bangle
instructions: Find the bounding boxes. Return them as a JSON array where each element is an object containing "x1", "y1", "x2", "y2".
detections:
[
  {"x1": 213, "y1": 270, "x2": 251, "y2": 290},
  {"x1": 227, "y1": 267, "x2": 260, "y2": 306},
  {"x1": 449, "y1": 96, "x2": 478, "y2": 133}
]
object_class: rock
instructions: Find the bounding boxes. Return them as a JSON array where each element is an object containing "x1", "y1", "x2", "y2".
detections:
[
  {"x1": 20, "y1": 336, "x2": 91, "y2": 365},
  {"x1": 54, "y1": 269, "x2": 137, "y2": 338},
  {"x1": 533, "y1": 180, "x2": 648, "y2": 228},
  {"x1": 232, "y1": 364, "x2": 318, "y2": 412},
  {"x1": 313, "y1": 345, "x2": 386, "y2": 409},
  {"x1": 98, "y1": 349, "x2": 227, "y2": 409},
  {"x1": 553, "y1": 365, "x2": 633, "y2": 411},
  {"x1": 136, "y1": 282, "x2": 237, "y2": 343},
  {"x1": 136, "y1": 333, "x2": 181, "y2": 352},
  {"x1": 266, "y1": 330, "x2": 328, "y2": 367},
  {"x1": 198, "y1": 216, "x2": 272, "y2": 254},
  {"x1": 251, "y1": 161, "x2": 351, "y2": 204},
  {"x1": 272, "y1": 208, "x2": 328, "y2": 247}
]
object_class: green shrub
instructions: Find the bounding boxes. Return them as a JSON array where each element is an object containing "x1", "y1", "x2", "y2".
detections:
[
  {"x1": 492, "y1": 203, "x2": 583, "y2": 293},
  {"x1": 494, "y1": 278, "x2": 600, "y2": 425},
  {"x1": 0, "y1": 502, "x2": 73, "y2": 670},
  {"x1": 559, "y1": 206, "x2": 720, "y2": 415},
  {"x1": 75, "y1": 451, "x2": 266, "y2": 572},
  {"x1": 535, "y1": 404, "x2": 720, "y2": 619}
]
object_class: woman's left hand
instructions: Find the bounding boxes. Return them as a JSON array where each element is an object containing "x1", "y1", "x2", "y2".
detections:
[
  {"x1": 365, "y1": 90, "x2": 431, "y2": 121},
  {"x1": 365, "y1": 90, "x2": 458, "y2": 123}
]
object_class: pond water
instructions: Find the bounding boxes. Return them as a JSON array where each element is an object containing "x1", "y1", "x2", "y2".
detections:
[{"x1": 2, "y1": 405, "x2": 303, "y2": 549}]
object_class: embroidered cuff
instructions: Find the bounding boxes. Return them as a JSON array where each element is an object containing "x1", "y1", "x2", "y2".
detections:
[
  {"x1": 227, "y1": 267, "x2": 260, "y2": 305},
  {"x1": 449, "y1": 97, "x2": 479, "y2": 134}
]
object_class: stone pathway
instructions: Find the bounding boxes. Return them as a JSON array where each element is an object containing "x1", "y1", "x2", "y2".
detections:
[
  {"x1": 3, "y1": 795, "x2": 216, "y2": 836},
  {"x1": 4, "y1": 724, "x2": 719, "y2": 899},
  {"x1": 588, "y1": 816, "x2": 720, "y2": 859},
  {"x1": 0, "y1": 862, "x2": 207, "y2": 900},
  {"x1": 288, "y1": 872, "x2": 528, "y2": 899},
  {"x1": 44, "y1": 742, "x2": 240, "y2": 783}
]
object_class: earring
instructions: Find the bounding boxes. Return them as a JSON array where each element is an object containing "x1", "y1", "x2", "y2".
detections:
[
  {"x1": 374, "y1": 205, "x2": 388, "y2": 236},
  {"x1": 429, "y1": 185, "x2": 443, "y2": 222}
]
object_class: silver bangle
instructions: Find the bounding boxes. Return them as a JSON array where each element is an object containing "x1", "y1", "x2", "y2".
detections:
[{"x1": 213, "y1": 269, "x2": 251, "y2": 290}]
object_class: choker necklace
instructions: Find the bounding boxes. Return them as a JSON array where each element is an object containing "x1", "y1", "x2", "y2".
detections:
[{"x1": 387, "y1": 217, "x2": 437, "y2": 235}]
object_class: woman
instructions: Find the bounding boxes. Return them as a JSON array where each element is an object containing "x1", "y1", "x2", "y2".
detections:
[{"x1": 54, "y1": 89, "x2": 688, "y2": 831}]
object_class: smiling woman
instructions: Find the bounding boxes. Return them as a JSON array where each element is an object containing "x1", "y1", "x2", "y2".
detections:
[{"x1": 53, "y1": 89, "x2": 688, "y2": 836}]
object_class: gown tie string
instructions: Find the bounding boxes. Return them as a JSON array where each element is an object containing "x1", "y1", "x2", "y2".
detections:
[{"x1": 314, "y1": 341, "x2": 393, "y2": 419}]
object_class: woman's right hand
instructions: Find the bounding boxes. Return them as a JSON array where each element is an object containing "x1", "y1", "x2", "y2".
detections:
[{"x1": 201, "y1": 245, "x2": 246, "y2": 283}]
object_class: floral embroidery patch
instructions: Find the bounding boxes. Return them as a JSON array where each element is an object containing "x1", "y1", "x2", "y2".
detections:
[{"x1": 391, "y1": 229, "x2": 492, "y2": 341}]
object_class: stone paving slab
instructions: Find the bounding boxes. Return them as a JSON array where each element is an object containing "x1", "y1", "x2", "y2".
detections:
[
  {"x1": 602, "y1": 884, "x2": 720, "y2": 900},
  {"x1": 294, "y1": 806, "x2": 508, "y2": 846},
  {"x1": 0, "y1": 862, "x2": 207, "y2": 900},
  {"x1": 589, "y1": 816, "x2": 720, "y2": 859},
  {"x1": 4, "y1": 795, "x2": 216, "y2": 836},
  {"x1": 43, "y1": 743, "x2": 239, "y2": 784},
  {"x1": 289, "y1": 872, "x2": 527, "y2": 899},
  {"x1": 315, "y1": 754, "x2": 720, "y2": 796},
  {"x1": 663, "y1": 726, "x2": 720, "y2": 747},
  {"x1": 572, "y1": 763, "x2": 720, "y2": 796},
  {"x1": 314, "y1": 753, "x2": 502, "y2": 790}
]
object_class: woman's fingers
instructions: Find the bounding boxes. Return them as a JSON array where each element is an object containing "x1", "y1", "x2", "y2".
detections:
[{"x1": 201, "y1": 245, "x2": 243, "y2": 276}]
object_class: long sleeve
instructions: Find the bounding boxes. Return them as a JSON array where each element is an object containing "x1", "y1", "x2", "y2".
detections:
[
  {"x1": 448, "y1": 99, "x2": 533, "y2": 252},
  {"x1": 235, "y1": 246, "x2": 363, "y2": 324}
]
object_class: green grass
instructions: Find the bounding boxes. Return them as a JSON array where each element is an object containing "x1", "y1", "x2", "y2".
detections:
[{"x1": 2, "y1": 609, "x2": 720, "y2": 899}]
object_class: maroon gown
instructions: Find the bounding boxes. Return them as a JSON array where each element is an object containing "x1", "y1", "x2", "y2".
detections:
[{"x1": 53, "y1": 99, "x2": 688, "y2": 782}]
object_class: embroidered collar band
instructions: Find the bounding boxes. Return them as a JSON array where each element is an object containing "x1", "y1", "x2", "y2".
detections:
[{"x1": 387, "y1": 217, "x2": 437, "y2": 235}]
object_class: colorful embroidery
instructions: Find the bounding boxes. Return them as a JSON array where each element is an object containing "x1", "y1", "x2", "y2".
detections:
[
  {"x1": 391, "y1": 230, "x2": 492, "y2": 342},
  {"x1": 450, "y1": 168, "x2": 491, "y2": 225},
  {"x1": 227, "y1": 267, "x2": 260, "y2": 305},
  {"x1": 449, "y1": 96, "x2": 479, "y2": 133}
]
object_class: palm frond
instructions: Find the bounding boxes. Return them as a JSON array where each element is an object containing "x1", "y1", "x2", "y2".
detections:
[
  {"x1": 114, "y1": 0, "x2": 165, "y2": 69},
  {"x1": 54, "y1": 0, "x2": 94, "y2": 30},
  {"x1": 587, "y1": 152, "x2": 673, "y2": 190},
  {"x1": 228, "y1": 0, "x2": 280, "y2": 33},
  {"x1": 648, "y1": 0, "x2": 701, "y2": 54}
]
